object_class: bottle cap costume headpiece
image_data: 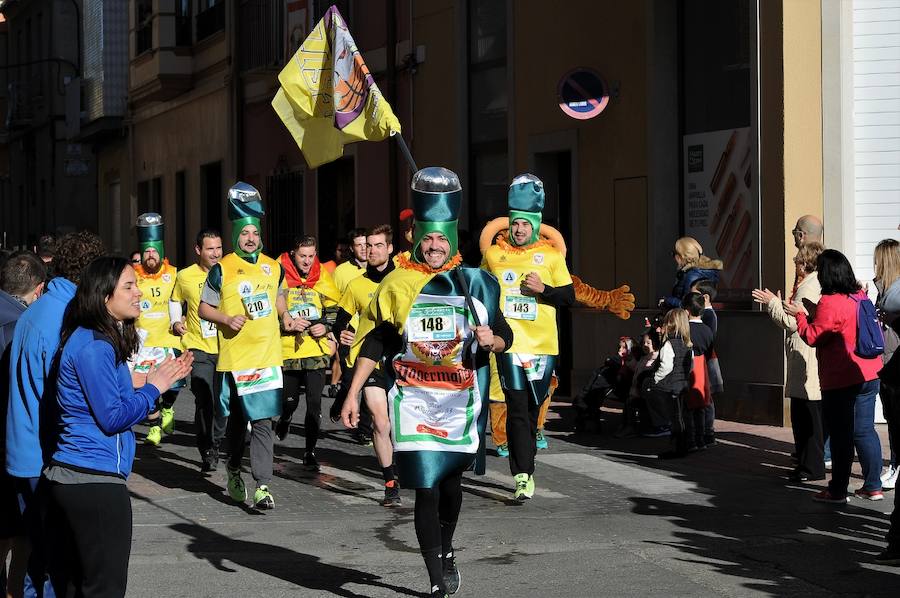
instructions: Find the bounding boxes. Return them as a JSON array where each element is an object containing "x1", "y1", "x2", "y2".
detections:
[
  {"x1": 410, "y1": 167, "x2": 461, "y2": 264},
  {"x1": 508, "y1": 173, "x2": 544, "y2": 246},
  {"x1": 228, "y1": 182, "x2": 265, "y2": 259},
  {"x1": 136, "y1": 212, "x2": 165, "y2": 259}
]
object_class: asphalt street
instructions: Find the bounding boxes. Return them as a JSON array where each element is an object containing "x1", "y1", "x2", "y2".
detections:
[{"x1": 125, "y1": 394, "x2": 899, "y2": 597}]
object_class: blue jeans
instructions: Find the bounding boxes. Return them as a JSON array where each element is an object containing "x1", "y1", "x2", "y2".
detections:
[{"x1": 822, "y1": 379, "x2": 882, "y2": 496}]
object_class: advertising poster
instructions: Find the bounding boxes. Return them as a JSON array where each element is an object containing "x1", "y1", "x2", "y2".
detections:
[{"x1": 683, "y1": 127, "x2": 757, "y2": 303}]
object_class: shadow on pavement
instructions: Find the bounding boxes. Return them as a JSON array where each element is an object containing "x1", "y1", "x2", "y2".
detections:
[
  {"x1": 169, "y1": 522, "x2": 426, "y2": 598},
  {"x1": 549, "y1": 403, "x2": 900, "y2": 594}
]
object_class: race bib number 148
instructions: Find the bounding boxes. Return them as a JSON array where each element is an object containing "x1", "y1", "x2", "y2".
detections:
[{"x1": 408, "y1": 305, "x2": 456, "y2": 342}]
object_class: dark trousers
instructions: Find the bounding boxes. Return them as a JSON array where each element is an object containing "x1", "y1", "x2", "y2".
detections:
[
  {"x1": 159, "y1": 389, "x2": 178, "y2": 410},
  {"x1": 14, "y1": 476, "x2": 61, "y2": 598},
  {"x1": 791, "y1": 397, "x2": 825, "y2": 478},
  {"x1": 332, "y1": 365, "x2": 373, "y2": 436},
  {"x1": 668, "y1": 393, "x2": 690, "y2": 453},
  {"x1": 505, "y1": 389, "x2": 539, "y2": 476},
  {"x1": 49, "y1": 482, "x2": 131, "y2": 598},
  {"x1": 822, "y1": 379, "x2": 882, "y2": 496},
  {"x1": 283, "y1": 368, "x2": 327, "y2": 452},
  {"x1": 881, "y1": 381, "x2": 900, "y2": 467},
  {"x1": 645, "y1": 389, "x2": 674, "y2": 430},
  {"x1": 888, "y1": 476, "x2": 900, "y2": 549},
  {"x1": 224, "y1": 378, "x2": 274, "y2": 486},
  {"x1": 190, "y1": 350, "x2": 226, "y2": 457}
]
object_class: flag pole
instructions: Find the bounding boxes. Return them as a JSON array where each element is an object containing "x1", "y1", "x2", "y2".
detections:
[{"x1": 390, "y1": 131, "x2": 418, "y2": 174}]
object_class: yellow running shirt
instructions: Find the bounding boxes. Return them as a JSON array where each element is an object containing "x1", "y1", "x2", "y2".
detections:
[
  {"x1": 481, "y1": 242, "x2": 573, "y2": 355},
  {"x1": 333, "y1": 260, "x2": 365, "y2": 295},
  {"x1": 336, "y1": 274, "x2": 378, "y2": 365},
  {"x1": 135, "y1": 260, "x2": 181, "y2": 349},
  {"x1": 281, "y1": 270, "x2": 341, "y2": 360},
  {"x1": 215, "y1": 253, "x2": 283, "y2": 372},
  {"x1": 172, "y1": 264, "x2": 218, "y2": 354}
]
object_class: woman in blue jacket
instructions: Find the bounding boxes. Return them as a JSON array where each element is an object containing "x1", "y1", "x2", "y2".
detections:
[{"x1": 44, "y1": 256, "x2": 192, "y2": 598}]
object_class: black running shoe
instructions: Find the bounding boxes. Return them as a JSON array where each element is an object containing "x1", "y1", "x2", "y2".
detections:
[
  {"x1": 200, "y1": 448, "x2": 218, "y2": 473},
  {"x1": 275, "y1": 418, "x2": 291, "y2": 441},
  {"x1": 303, "y1": 451, "x2": 320, "y2": 472},
  {"x1": 429, "y1": 587, "x2": 449, "y2": 598},
  {"x1": 382, "y1": 481, "x2": 402, "y2": 507},
  {"x1": 442, "y1": 552, "x2": 461, "y2": 594}
]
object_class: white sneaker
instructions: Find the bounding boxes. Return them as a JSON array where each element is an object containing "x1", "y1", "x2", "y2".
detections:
[
  {"x1": 881, "y1": 465, "x2": 899, "y2": 490},
  {"x1": 824, "y1": 459, "x2": 832, "y2": 470}
]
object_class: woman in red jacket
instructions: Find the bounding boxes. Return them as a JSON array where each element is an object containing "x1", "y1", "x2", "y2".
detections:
[{"x1": 785, "y1": 249, "x2": 883, "y2": 504}]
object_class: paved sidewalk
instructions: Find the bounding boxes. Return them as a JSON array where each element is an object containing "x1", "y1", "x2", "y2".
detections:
[{"x1": 125, "y1": 395, "x2": 899, "y2": 597}]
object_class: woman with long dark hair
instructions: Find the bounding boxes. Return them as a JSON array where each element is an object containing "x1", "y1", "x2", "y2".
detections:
[
  {"x1": 44, "y1": 256, "x2": 192, "y2": 597},
  {"x1": 785, "y1": 249, "x2": 883, "y2": 504}
]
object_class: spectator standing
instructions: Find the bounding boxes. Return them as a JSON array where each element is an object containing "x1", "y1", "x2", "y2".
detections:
[
  {"x1": 5, "y1": 231, "x2": 104, "y2": 597},
  {"x1": 786, "y1": 249, "x2": 883, "y2": 503},
  {"x1": 874, "y1": 239, "x2": 900, "y2": 490},
  {"x1": 683, "y1": 292, "x2": 714, "y2": 449},
  {"x1": 660, "y1": 237, "x2": 723, "y2": 310},
  {"x1": 645, "y1": 309, "x2": 693, "y2": 456},
  {"x1": 46, "y1": 256, "x2": 191, "y2": 597},
  {"x1": 753, "y1": 242, "x2": 825, "y2": 481},
  {"x1": 876, "y1": 239, "x2": 900, "y2": 565},
  {"x1": 1, "y1": 253, "x2": 46, "y2": 598}
]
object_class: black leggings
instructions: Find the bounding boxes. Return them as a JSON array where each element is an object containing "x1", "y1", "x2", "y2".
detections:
[
  {"x1": 283, "y1": 368, "x2": 327, "y2": 451},
  {"x1": 50, "y1": 482, "x2": 131, "y2": 598},
  {"x1": 505, "y1": 388, "x2": 539, "y2": 476},
  {"x1": 414, "y1": 471, "x2": 463, "y2": 553},
  {"x1": 415, "y1": 471, "x2": 464, "y2": 591}
]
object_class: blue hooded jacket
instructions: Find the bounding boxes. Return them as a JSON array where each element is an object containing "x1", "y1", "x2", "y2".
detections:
[
  {"x1": 663, "y1": 267, "x2": 721, "y2": 309},
  {"x1": 52, "y1": 327, "x2": 160, "y2": 478},
  {"x1": 5, "y1": 277, "x2": 75, "y2": 478},
  {"x1": 1, "y1": 290, "x2": 27, "y2": 465}
]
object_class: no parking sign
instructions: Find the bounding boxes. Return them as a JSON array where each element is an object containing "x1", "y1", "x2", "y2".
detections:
[{"x1": 558, "y1": 68, "x2": 610, "y2": 120}]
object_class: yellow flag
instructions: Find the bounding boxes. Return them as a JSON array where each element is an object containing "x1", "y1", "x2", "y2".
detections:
[{"x1": 272, "y1": 6, "x2": 401, "y2": 168}]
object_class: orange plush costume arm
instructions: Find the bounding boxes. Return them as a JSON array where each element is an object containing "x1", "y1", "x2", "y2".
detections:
[{"x1": 480, "y1": 217, "x2": 636, "y2": 319}]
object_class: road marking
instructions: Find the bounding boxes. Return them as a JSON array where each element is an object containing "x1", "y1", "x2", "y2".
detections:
[{"x1": 537, "y1": 453, "x2": 698, "y2": 495}]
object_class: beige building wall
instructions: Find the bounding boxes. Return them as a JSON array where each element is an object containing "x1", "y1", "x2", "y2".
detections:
[
  {"x1": 782, "y1": 0, "x2": 825, "y2": 293},
  {"x1": 131, "y1": 86, "x2": 232, "y2": 262}
]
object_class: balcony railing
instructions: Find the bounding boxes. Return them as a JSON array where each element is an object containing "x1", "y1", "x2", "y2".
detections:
[
  {"x1": 196, "y1": 2, "x2": 225, "y2": 42},
  {"x1": 240, "y1": 0, "x2": 284, "y2": 71}
]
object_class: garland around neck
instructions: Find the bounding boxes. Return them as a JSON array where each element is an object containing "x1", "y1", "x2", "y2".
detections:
[
  {"x1": 134, "y1": 258, "x2": 172, "y2": 279},
  {"x1": 495, "y1": 236, "x2": 557, "y2": 254},
  {"x1": 396, "y1": 251, "x2": 463, "y2": 274}
]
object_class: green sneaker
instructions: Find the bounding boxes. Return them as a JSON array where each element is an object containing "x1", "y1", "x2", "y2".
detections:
[
  {"x1": 145, "y1": 426, "x2": 162, "y2": 446},
  {"x1": 513, "y1": 473, "x2": 530, "y2": 502},
  {"x1": 525, "y1": 474, "x2": 535, "y2": 499},
  {"x1": 226, "y1": 467, "x2": 247, "y2": 503},
  {"x1": 535, "y1": 429, "x2": 549, "y2": 450},
  {"x1": 254, "y1": 485, "x2": 275, "y2": 510},
  {"x1": 496, "y1": 443, "x2": 509, "y2": 458},
  {"x1": 160, "y1": 407, "x2": 175, "y2": 434}
]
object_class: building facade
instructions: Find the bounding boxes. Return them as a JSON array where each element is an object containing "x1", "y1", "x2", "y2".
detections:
[{"x1": 2, "y1": 0, "x2": 897, "y2": 424}]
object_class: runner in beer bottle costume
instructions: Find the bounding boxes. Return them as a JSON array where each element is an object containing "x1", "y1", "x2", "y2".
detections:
[
  {"x1": 341, "y1": 167, "x2": 513, "y2": 598},
  {"x1": 198, "y1": 183, "x2": 291, "y2": 510},
  {"x1": 132, "y1": 213, "x2": 185, "y2": 447}
]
